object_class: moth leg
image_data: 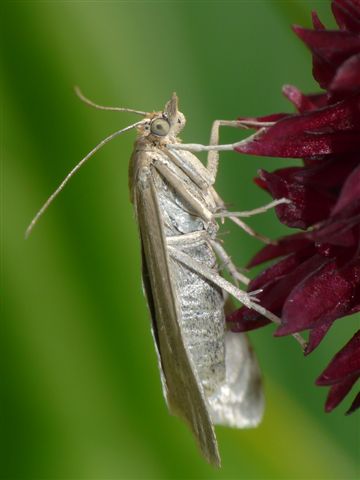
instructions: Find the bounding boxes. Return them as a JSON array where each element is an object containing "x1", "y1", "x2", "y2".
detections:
[
  {"x1": 225, "y1": 215, "x2": 274, "y2": 244},
  {"x1": 169, "y1": 246, "x2": 307, "y2": 350},
  {"x1": 207, "y1": 120, "x2": 242, "y2": 183},
  {"x1": 156, "y1": 160, "x2": 264, "y2": 254},
  {"x1": 167, "y1": 126, "x2": 266, "y2": 154},
  {"x1": 210, "y1": 239, "x2": 250, "y2": 287},
  {"x1": 168, "y1": 246, "x2": 278, "y2": 321},
  {"x1": 205, "y1": 120, "x2": 276, "y2": 244},
  {"x1": 167, "y1": 230, "x2": 208, "y2": 246},
  {"x1": 214, "y1": 198, "x2": 291, "y2": 218},
  {"x1": 167, "y1": 232, "x2": 249, "y2": 288},
  {"x1": 164, "y1": 148, "x2": 213, "y2": 189},
  {"x1": 153, "y1": 159, "x2": 213, "y2": 222},
  {"x1": 166, "y1": 121, "x2": 280, "y2": 244},
  {"x1": 167, "y1": 120, "x2": 246, "y2": 183},
  {"x1": 214, "y1": 198, "x2": 290, "y2": 245}
]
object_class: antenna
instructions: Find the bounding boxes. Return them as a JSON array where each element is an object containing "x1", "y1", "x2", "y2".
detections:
[
  {"x1": 25, "y1": 119, "x2": 146, "y2": 238},
  {"x1": 74, "y1": 86, "x2": 149, "y2": 116}
]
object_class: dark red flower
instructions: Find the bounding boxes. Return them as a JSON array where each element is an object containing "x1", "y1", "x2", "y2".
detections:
[{"x1": 227, "y1": 0, "x2": 360, "y2": 413}]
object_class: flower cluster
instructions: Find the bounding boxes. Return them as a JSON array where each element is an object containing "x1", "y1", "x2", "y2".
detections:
[{"x1": 228, "y1": 0, "x2": 360, "y2": 414}]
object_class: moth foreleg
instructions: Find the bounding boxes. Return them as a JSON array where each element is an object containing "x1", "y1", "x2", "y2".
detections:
[
  {"x1": 164, "y1": 148, "x2": 214, "y2": 189},
  {"x1": 167, "y1": 128, "x2": 265, "y2": 155},
  {"x1": 207, "y1": 120, "x2": 243, "y2": 183},
  {"x1": 153, "y1": 160, "x2": 213, "y2": 222}
]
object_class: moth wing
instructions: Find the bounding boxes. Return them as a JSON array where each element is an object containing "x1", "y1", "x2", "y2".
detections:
[
  {"x1": 140, "y1": 243, "x2": 169, "y2": 403},
  {"x1": 208, "y1": 331, "x2": 264, "y2": 428},
  {"x1": 131, "y1": 151, "x2": 220, "y2": 466}
]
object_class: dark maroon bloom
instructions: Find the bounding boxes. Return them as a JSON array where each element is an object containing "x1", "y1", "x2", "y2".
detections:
[{"x1": 228, "y1": 0, "x2": 360, "y2": 413}]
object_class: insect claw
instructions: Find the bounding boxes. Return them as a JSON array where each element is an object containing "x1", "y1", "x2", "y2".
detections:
[{"x1": 249, "y1": 288, "x2": 263, "y2": 296}]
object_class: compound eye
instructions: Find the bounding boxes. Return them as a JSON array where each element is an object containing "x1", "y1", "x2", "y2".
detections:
[{"x1": 150, "y1": 118, "x2": 170, "y2": 136}]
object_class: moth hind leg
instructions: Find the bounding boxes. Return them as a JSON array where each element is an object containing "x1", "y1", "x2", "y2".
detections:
[{"x1": 210, "y1": 239, "x2": 249, "y2": 287}]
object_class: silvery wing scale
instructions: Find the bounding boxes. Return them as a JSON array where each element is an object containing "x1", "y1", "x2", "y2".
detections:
[
  {"x1": 129, "y1": 95, "x2": 265, "y2": 467},
  {"x1": 26, "y1": 90, "x2": 301, "y2": 467}
]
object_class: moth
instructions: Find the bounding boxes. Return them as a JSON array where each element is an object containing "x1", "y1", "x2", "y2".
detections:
[{"x1": 26, "y1": 90, "x2": 288, "y2": 467}]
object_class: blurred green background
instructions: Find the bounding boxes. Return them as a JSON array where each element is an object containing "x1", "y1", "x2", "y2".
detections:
[{"x1": 2, "y1": 1, "x2": 359, "y2": 478}]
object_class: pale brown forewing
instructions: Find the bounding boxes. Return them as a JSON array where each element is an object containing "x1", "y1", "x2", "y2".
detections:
[{"x1": 130, "y1": 150, "x2": 220, "y2": 467}]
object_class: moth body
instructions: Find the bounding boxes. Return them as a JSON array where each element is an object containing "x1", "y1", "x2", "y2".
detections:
[{"x1": 129, "y1": 95, "x2": 264, "y2": 465}]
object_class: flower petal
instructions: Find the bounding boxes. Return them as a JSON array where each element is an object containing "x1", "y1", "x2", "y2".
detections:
[
  {"x1": 290, "y1": 156, "x2": 359, "y2": 189},
  {"x1": 227, "y1": 310, "x2": 271, "y2": 332},
  {"x1": 324, "y1": 373, "x2": 360, "y2": 412},
  {"x1": 330, "y1": 53, "x2": 360, "y2": 92},
  {"x1": 312, "y1": 10, "x2": 326, "y2": 30},
  {"x1": 293, "y1": 26, "x2": 360, "y2": 88},
  {"x1": 332, "y1": 163, "x2": 360, "y2": 214},
  {"x1": 248, "y1": 232, "x2": 311, "y2": 267},
  {"x1": 332, "y1": 0, "x2": 360, "y2": 34},
  {"x1": 228, "y1": 253, "x2": 326, "y2": 332},
  {"x1": 305, "y1": 318, "x2": 334, "y2": 355},
  {"x1": 310, "y1": 215, "x2": 360, "y2": 247},
  {"x1": 237, "y1": 113, "x2": 290, "y2": 130},
  {"x1": 277, "y1": 261, "x2": 357, "y2": 335},
  {"x1": 257, "y1": 169, "x2": 334, "y2": 228},
  {"x1": 282, "y1": 84, "x2": 328, "y2": 113},
  {"x1": 235, "y1": 95, "x2": 360, "y2": 158},
  {"x1": 346, "y1": 391, "x2": 360, "y2": 414},
  {"x1": 316, "y1": 330, "x2": 360, "y2": 384},
  {"x1": 249, "y1": 246, "x2": 316, "y2": 290}
]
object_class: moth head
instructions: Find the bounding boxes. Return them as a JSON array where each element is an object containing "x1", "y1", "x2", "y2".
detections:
[{"x1": 138, "y1": 93, "x2": 186, "y2": 140}]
